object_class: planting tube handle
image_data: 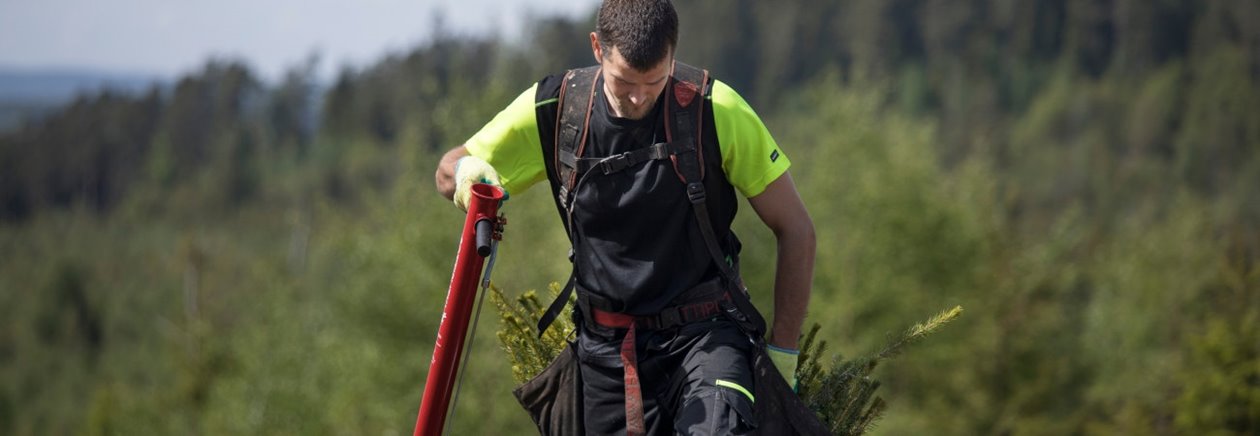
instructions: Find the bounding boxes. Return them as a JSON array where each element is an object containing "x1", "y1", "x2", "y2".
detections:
[{"x1": 475, "y1": 218, "x2": 493, "y2": 257}]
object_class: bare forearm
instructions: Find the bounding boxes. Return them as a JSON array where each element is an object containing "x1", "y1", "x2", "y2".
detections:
[
  {"x1": 769, "y1": 223, "x2": 815, "y2": 349},
  {"x1": 746, "y1": 173, "x2": 816, "y2": 350},
  {"x1": 434, "y1": 146, "x2": 468, "y2": 200}
]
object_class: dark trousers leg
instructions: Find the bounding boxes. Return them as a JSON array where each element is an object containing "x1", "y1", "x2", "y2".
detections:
[{"x1": 576, "y1": 319, "x2": 756, "y2": 435}]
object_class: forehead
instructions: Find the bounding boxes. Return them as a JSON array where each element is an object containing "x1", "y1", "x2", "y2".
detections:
[{"x1": 604, "y1": 45, "x2": 672, "y2": 80}]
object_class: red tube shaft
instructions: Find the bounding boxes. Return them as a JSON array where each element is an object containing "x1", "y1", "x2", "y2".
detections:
[{"x1": 414, "y1": 183, "x2": 505, "y2": 436}]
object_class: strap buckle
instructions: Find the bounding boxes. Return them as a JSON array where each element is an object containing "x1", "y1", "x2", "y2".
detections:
[
  {"x1": 599, "y1": 153, "x2": 631, "y2": 174},
  {"x1": 648, "y1": 142, "x2": 670, "y2": 160},
  {"x1": 685, "y1": 182, "x2": 706, "y2": 204}
]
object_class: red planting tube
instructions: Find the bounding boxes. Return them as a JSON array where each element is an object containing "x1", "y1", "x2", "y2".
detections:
[{"x1": 414, "y1": 183, "x2": 505, "y2": 436}]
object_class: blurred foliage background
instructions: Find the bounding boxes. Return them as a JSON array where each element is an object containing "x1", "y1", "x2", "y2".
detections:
[{"x1": 2, "y1": 1, "x2": 1258, "y2": 434}]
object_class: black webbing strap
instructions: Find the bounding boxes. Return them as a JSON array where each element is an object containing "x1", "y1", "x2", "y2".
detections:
[
  {"x1": 666, "y1": 63, "x2": 736, "y2": 282},
  {"x1": 538, "y1": 67, "x2": 599, "y2": 338},
  {"x1": 537, "y1": 272, "x2": 576, "y2": 337},
  {"x1": 667, "y1": 62, "x2": 767, "y2": 336},
  {"x1": 575, "y1": 142, "x2": 671, "y2": 175}
]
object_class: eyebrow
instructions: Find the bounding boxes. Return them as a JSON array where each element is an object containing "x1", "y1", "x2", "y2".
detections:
[{"x1": 613, "y1": 73, "x2": 669, "y2": 86}]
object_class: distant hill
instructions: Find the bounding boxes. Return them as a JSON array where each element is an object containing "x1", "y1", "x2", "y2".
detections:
[
  {"x1": 0, "y1": 67, "x2": 165, "y2": 131},
  {"x1": 0, "y1": 67, "x2": 162, "y2": 101}
]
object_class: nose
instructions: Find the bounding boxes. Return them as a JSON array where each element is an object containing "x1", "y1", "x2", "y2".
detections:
[
  {"x1": 629, "y1": 91, "x2": 644, "y2": 106},
  {"x1": 629, "y1": 86, "x2": 651, "y2": 106}
]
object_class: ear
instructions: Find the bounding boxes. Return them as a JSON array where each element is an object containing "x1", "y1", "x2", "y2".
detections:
[{"x1": 590, "y1": 32, "x2": 602, "y2": 63}]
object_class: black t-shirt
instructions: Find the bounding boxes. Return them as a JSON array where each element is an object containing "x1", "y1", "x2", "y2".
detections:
[{"x1": 533, "y1": 73, "x2": 741, "y2": 315}]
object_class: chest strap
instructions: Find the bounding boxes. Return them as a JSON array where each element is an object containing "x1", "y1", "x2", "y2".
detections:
[{"x1": 572, "y1": 142, "x2": 671, "y2": 175}]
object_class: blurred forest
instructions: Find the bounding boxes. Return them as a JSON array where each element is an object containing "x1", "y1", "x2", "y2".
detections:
[{"x1": 2, "y1": 0, "x2": 1258, "y2": 434}]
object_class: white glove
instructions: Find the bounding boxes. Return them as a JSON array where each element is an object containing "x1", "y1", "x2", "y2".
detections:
[
  {"x1": 767, "y1": 344, "x2": 799, "y2": 389},
  {"x1": 453, "y1": 156, "x2": 502, "y2": 211}
]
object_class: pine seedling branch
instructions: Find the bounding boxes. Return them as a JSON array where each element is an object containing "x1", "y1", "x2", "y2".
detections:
[
  {"x1": 797, "y1": 305, "x2": 964, "y2": 435},
  {"x1": 491, "y1": 283, "x2": 575, "y2": 384}
]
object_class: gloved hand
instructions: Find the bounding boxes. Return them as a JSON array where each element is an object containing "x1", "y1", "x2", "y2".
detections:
[
  {"x1": 453, "y1": 155, "x2": 503, "y2": 211},
  {"x1": 766, "y1": 344, "x2": 800, "y2": 390}
]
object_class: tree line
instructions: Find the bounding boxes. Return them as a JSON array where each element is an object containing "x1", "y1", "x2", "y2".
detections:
[{"x1": 3, "y1": 0, "x2": 1255, "y2": 223}]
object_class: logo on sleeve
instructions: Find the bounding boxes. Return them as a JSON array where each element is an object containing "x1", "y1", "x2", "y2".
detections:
[{"x1": 769, "y1": 149, "x2": 780, "y2": 162}]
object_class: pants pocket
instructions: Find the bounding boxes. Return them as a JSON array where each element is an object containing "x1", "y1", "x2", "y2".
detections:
[{"x1": 675, "y1": 385, "x2": 758, "y2": 435}]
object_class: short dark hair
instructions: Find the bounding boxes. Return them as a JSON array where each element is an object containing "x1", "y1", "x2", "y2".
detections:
[{"x1": 596, "y1": 0, "x2": 678, "y2": 70}]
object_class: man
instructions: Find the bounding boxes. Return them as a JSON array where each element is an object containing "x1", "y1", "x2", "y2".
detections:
[{"x1": 435, "y1": 0, "x2": 814, "y2": 433}]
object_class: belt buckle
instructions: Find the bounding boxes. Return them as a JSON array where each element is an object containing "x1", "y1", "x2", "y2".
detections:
[{"x1": 659, "y1": 307, "x2": 682, "y2": 328}]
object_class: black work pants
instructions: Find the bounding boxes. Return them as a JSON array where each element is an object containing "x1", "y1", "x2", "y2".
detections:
[{"x1": 576, "y1": 316, "x2": 757, "y2": 435}]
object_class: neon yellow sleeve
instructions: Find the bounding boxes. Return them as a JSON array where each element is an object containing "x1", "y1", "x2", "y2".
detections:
[
  {"x1": 710, "y1": 80, "x2": 791, "y2": 198},
  {"x1": 463, "y1": 84, "x2": 547, "y2": 196}
]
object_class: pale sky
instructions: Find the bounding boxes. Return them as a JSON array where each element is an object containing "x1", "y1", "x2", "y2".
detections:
[{"x1": 0, "y1": 0, "x2": 601, "y2": 81}]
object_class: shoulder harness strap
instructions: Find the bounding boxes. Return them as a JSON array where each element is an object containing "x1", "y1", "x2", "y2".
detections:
[
  {"x1": 664, "y1": 62, "x2": 736, "y2": 282},
  {"x1": 553, "y1": 66, "x2": 601, "y2": 210},
  {"x1": 667, "y1": 61, "x2": 767, "y2": 336},
  {"x1": 538, "y1": 66, "x2": 598, "y2": 337},
  {"x1": 664, "y1": 61, "x2": 708, "y2": 182}
]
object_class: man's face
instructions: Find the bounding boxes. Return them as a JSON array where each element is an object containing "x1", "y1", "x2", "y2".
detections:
[{"x1": 591, "y1": 34, "x2": 672, "y2": 120}]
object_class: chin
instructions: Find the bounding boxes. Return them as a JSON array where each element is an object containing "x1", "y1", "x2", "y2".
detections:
[{"x1": 625, "y1": 108, "x2": 650, "y2": 120}]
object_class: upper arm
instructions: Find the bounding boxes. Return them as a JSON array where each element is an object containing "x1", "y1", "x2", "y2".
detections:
[
  {"x1": 463, "y1": 83, "x2": 547, "y2": 195},
  {"x1": 747, "y1": 172, "x2": 813, "y2": 237}
]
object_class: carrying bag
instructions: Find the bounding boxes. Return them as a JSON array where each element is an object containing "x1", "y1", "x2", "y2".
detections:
[
  {"x1": 751, "y1": 344, "x2": 832, "y2": 435},
  {"x1": 512, "y1": 342, "x2": 584, "y2": 435}
]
